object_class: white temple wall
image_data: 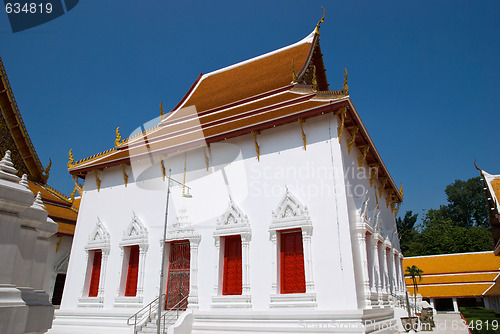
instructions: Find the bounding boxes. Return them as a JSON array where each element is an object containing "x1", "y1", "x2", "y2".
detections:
[{"x1": 60, "y1": 112, "x2": 365, "y2": 317}]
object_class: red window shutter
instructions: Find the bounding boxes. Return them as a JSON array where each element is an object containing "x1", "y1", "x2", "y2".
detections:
[
  {"x1": 280, "y1": 230, "x2": 306, "y2": 294},
  {"x1": 223, "y1": 235, "x2": 242, "y2": 295},
  {"x1": 125, "y1": 245, "x2": 140, "y2": 297},
  {"x1": 88, "y1": 250, "x2": 102, "y2": 297}
]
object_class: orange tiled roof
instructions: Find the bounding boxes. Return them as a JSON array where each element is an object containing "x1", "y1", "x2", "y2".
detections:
[
  {"x1": 67, "y1": 28, "x2": 403, "y2": 203},
  {"x1": 27, "y1": 181, "x2": 78, "y2": 235},
  {"x1": 404, "y1": 252, "x2": 500, "y2": 298}
]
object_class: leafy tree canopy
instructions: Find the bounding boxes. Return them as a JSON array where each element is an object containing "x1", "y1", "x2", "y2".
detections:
[{"x1": 398, "y1": 176, "x2": 493, "y2": 257}]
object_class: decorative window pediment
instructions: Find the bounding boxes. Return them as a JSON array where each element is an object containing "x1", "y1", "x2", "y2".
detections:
[
  {"x1": 214, "y1": 198, "x2": 251, "y2": 237},
  {"x1": 85, "y1": 218, "x2": 110, "y2": 253},
  {"x1": 270, "y1": 188, "x2": 311, "y2": 231},
  {"x1": 119, "y1": 213, "x2": 148, "y2": 248}
]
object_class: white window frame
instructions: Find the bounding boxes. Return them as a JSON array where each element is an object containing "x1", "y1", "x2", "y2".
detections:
[
  {"x1": 269, "y1": 188, "x2": 316, "y2": 308},
  {"x1": 78, "y1": 218, "x2": 110, "y2": 307},
  {"x1": 212, "y1": 198, "x2": 251, "y2": 308},
  {"x1": 114, "y1": 213, "x2": 148, "y2": 307}
]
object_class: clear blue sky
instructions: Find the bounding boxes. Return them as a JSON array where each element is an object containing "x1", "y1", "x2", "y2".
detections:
[{"x1": 1, "y1": 1, "x2": 499, "y2": 222}]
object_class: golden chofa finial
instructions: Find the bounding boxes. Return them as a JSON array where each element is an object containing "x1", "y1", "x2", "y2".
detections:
[
  {"x1": 474, "y1": 159, "x2": 481, "y2": 171},
  {"x1": 399, "y1": 183, "x2": 404, "y2": 198},
  {"x1": 160, "y1": 102, "x2": 164, "y2": 116},
  {"x1": 343, "y1": 68, "x2": 349, "y2": 95},
  {"x1": 314, "y1": 7, "x2": 326, "y2": 35},
  {"x1": 68, "y1": 149, "x2": 74, "y2": 168},
  {"x1": 115, "y1": 127, "x2": 122, "y2": 146}
]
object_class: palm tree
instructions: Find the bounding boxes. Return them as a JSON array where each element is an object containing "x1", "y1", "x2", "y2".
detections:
[{"x1": 405, "y1": 265, "x2": 424, "y2": 316}]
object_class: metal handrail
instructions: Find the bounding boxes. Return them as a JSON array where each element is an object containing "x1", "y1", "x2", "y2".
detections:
[
  {"x1": 160, "y1": 295, "x2": 189, "y2": 334},
  {"x1": 127, "y1": 294, "x2": 165, "y2": 333}
]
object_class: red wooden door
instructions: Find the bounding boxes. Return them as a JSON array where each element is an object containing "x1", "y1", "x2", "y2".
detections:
[
  {"x1": 280, "y1": 230, "x2": 306, "y2": 294},
  {"x1": 88, "y1": 250, "x2": 102, "y2": 297},
  {"x1": 166, "y1": 241, "x2": 190, "y2": 310},
  {"x1": 125, "y1": 245, "x2": 140, "y2": 296},
  {"x1": 223, "y1": 235, "x2": 242, "y2": 295}
]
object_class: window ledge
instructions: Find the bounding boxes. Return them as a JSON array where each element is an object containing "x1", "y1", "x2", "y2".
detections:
[
  {"x1": 114, "y1": 296, "x2": 143, "y2": 308},
  {"x1": 212, "y1": 295, "x2": 251, "y2": 308},
  {"x1": 78, "y1": 296, "x2": 104, "y2": 307},
  {"x1": 270, "y1": 293, "x2": 317, "y2": 308}
]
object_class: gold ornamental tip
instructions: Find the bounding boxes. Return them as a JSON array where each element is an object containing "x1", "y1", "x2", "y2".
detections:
[
  {"x1": 115, "y1": 127, "x2": 122, "y2": 146},
  {"x1": 67, "y1": 149, "x2": 74, "y2": 169},
  {"x1": 314, "y1": 7, "x2": 326, "y2": 35}
]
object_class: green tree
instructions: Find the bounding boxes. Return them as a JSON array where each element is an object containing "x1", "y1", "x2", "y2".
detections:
[
  {"x1": 396, "y1": 211, "x2": 418, "y2": 255},
  {"x1": 443, "y1": 177, "x2": 488, "y2": 228},
  {"x1": 398, "y1": 176, "x2": 492, "y2": 256}
]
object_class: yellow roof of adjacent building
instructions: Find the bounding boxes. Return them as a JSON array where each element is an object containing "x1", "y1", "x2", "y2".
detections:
[{"x1": 404, "y1": 252, "x2": 500, "y2": 298}]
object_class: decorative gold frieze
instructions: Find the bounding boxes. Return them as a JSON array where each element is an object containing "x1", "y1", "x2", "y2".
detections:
[
  {"x1": 115, "y1": 127, "x2": 122, "y2": 147},
  {"x1": 346, "y1": 126, "x2": 358, "y2": 154},
  {"x1": 93, "y1": 170, "x2": 101, "y2": 192},
  {"x1": 369, "y1": 165, "x2": 378, "y2": 187},
  {"x1": 42, "y1": 158, "x2": 52, "y2": 182},
  {"x1": 357, "y1": 145, "x2": 369, "y2": 169},
  {"x1": 67, "y1": 149, "x2": 74, "y2": 168},
  {"x1": 298, "y1": 118, "x2": 307, "y2": 150},
  {"x1": 161, "y1": 160, "x2": 166, "y2": 181},
  {"x1": 252, "y1": 131, "x2": 260, "y2": 161},
  {"x1": 343, "y1": 68, "x2": 349, "y2": 96},
  {"x1": 70, "y1": 175, "x2": 83, "y2": 201},
  {"x1": 121, "y1": 163, "x2": 128, "y2": 187},
  {"x1": 378, "y1": 178, "x2": 387, "y2": 197},
  {"x1": 337, "y1": 106, "x2": 347, "y2": 143}
]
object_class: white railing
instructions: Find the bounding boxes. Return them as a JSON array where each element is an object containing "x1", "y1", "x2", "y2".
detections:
[
  {"x1": 127, "y1": 294, "x2": 163, "y2": 333},
  {"x1": 159, "y1": 295, "x2": 189, "y2": 334}
]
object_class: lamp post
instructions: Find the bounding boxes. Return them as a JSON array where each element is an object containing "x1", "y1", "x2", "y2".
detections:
[{"x1": 157, "y1": 169, "x2": 192, "y2": 334}]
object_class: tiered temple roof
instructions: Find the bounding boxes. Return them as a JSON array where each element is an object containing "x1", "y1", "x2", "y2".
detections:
[
  {"x1": 0, "y1": 57, "x2": 78, "y2": 235},
  {"x1": 404, "y1": 252, "x2": 500, "y2": 298},
  {"x1": 68, "y1": 26, "x2": 403, "y2": 204}
]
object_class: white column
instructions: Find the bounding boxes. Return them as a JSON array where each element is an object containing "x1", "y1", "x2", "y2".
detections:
[
  {"x1": 371, "y1": 234, "x2": 381, "y2": 294},
  {"x1": 452, "y1": 298, "x2": 459, "y2": 312},
  {"x1": 399, "y1": 254, "x2": 405, "y2": 295},
  {"x1": 302, "y1": 226, "x2": 314, "y2": 294},
  {"x1": 356, "y1": 228, "x2": 371, "y2": 308},
  {"x1": 99, "y1": 249, "x2": 109, "y2": 299},
  {"x1": 241, "y1": 233, "x2": 251, "y2": 295},
  {"x1": 270, "y1": 231, "x2": 278, "y2": 294},
  {"x1": 213, "y1": 237, "x2": 220, "y2": 295},
  {"x1": 382, "y1": 244, "x2": 389, "y2": 295},
  {"x1": 137, "y1": 246, "x2": 147, "y2": 300},
  {"x1": 188, "y1": 236, "x2": 201, "y2": 308}
]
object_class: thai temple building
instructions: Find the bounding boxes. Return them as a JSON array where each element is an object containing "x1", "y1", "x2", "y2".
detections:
[
  {"x1": 52, "y1": 17, "x2": 407, "y2": 334},
  {"x1": 0, "y1": 57, "x2": 79, "y2": 333}
]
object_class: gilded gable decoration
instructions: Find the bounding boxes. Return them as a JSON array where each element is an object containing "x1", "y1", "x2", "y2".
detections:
[
  {"x1": 347, "y1": 126, "x2": 359, "y2": 154},
  {"x1": 93, "y1": 170, "x2": 101, "y2": 192},
  {"x1": 337, "y1": 106, "x2": 347, "y2": 143},
  {"x1": 358, "y1": 145, "x2": 370, "y2": 169},
  {"x1": 298, "y1": 118, "x2": 307, "y2": 150},
  {"x1": 121, "y1": 163, "x2": 128, "y2": 187},
  {"x1": 252, "y1": 131, "x2": 260, "y2": 161}
]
